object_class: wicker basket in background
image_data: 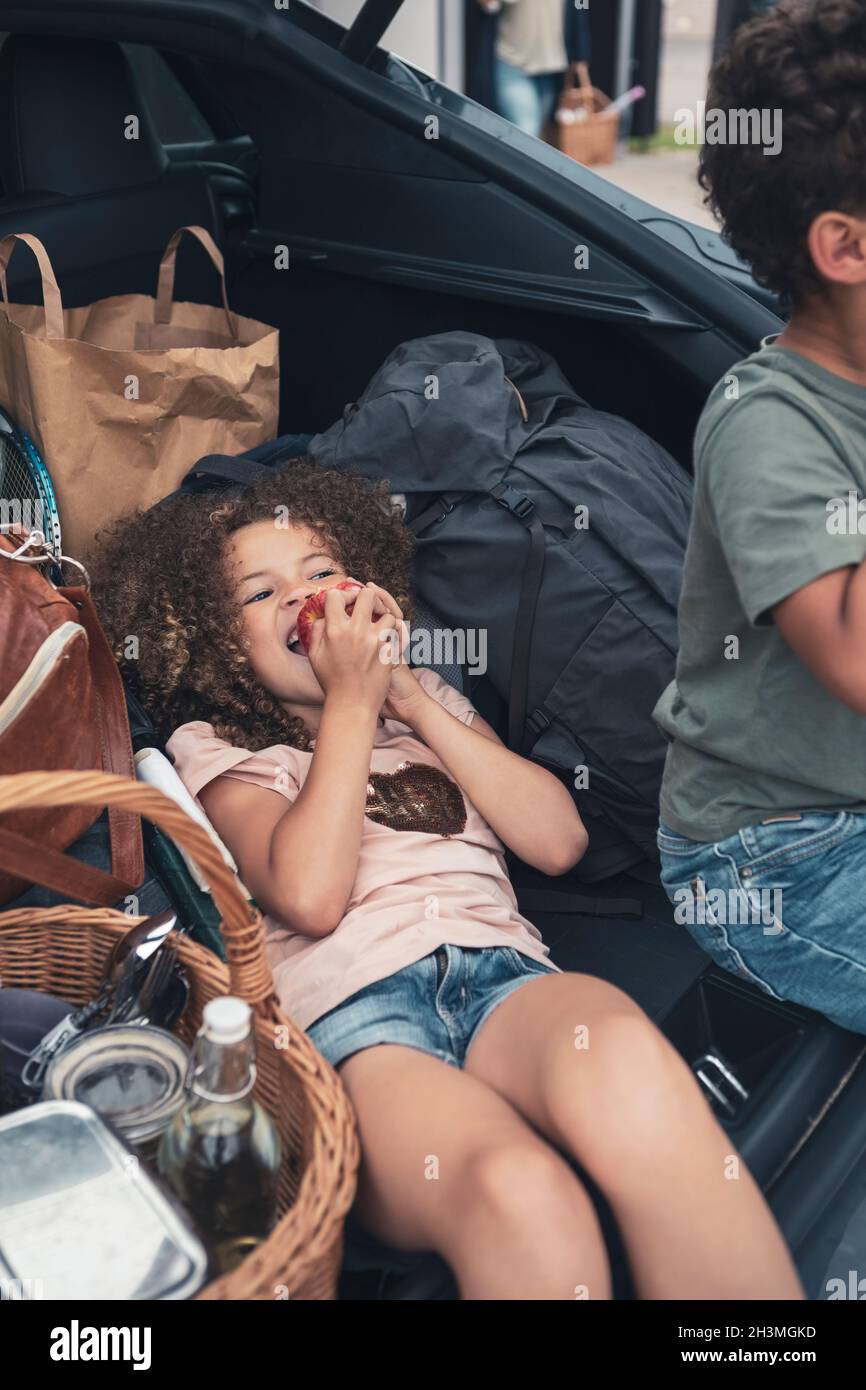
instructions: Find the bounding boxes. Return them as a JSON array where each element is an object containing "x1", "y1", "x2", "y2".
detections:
[
  {"x1": 0, "y1": 768, "x2": 360, "y2": 1300},
  {"x1": 549, "y1": 61, "x2": 619, "y2": 167}
]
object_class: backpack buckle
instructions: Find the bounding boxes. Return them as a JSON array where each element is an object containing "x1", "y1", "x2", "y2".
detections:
[
  {"x1": 493, "y1": 485, "x2": 535, "y2": 520},
  {"x1": 526, "y1": 707, "x2": 551, "y2": 737},
  {"x1": 691, "y1": 1052, "x2": 749, "y2": 1118}
]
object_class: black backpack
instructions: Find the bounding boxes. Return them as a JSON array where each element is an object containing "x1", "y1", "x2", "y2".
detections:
[{"x1": 306, "y1": 332, "x2": 693, "y2": 888}]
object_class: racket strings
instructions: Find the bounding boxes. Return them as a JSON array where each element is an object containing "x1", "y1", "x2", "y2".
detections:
[{"x1": 0, "y1": 435, "x2": 48, "y2": 538}]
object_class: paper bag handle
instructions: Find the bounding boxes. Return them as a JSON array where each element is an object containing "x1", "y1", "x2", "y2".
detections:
[
  {"x1": 0, "y1": 232, "x2": 65, "y2": 339},
  {"x1": 154, "y1": 224, "x2": 238, "y2": 340}
]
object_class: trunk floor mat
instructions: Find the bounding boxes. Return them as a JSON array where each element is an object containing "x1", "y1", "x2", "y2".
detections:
[{"x1": 515, "y1": 868, "x2": 710, "y2": 1024}]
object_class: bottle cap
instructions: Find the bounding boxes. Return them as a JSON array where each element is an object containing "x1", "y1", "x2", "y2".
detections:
[{"x1": 202, "y1": 997, "x2": 251, "y2": 1045}]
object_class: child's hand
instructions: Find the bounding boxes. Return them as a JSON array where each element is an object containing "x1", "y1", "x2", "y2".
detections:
[
  {"x1": 382, "y1": 664, "x2": 425, "y2": 724},
  {"x1": 307, "y1": 584, "x2": 397, "y2": 714},
  {"x1": 357, "y1": 582, "x2": 427, "y2": 724}
]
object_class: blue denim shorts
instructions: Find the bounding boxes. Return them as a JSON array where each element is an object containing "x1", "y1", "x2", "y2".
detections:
[
  {"x1": 306, "y1": 943, "x2": 559, "y2": 1071},
  {"x1": 657, "y1": 812, "x2": 866, "y2": 1034}
]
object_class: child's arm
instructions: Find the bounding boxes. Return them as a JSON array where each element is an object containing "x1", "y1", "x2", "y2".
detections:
[
  {"x1": 771, "y1": 561, "x2": 866, "y2": 713},
  {"x1": 199, "y1": 696, "x2": 380, "y2": 937},
  {"x1": 199, "y1": 587, "x2": 396, "y2": 937},
  {"x1": 389, "y1": 684, "x2": 589, "y2": 876}
]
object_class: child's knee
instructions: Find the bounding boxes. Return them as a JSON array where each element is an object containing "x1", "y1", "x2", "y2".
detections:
[{"x1": 453, "y1": 1137, "x2": 594, "y2": 1240}]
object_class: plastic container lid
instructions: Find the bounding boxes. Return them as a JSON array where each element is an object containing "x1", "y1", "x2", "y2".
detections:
[
  {"x1": 0, "y1": 1100, "x2": 207, "y2": 1300},
  {"x1": 42, "y1": 1024, "x2": 190, "y2": 1147}
]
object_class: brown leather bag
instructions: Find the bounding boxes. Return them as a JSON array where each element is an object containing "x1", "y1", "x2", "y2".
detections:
[{"x1": 0, "y1": 530, "x2": 144, "y2": 904}]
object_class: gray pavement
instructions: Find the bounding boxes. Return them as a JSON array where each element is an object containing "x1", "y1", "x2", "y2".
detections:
[
  {"x1": 590, "y1": 149, "x2": 720, "y2": 231},
  {"x1": 585, "y1": 9, "x2": 719, "y2": 233}
]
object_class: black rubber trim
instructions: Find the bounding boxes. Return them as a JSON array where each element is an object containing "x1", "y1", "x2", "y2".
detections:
[{"x1": 768, "y1": 1048, "x2": 866, "y2": 1252}]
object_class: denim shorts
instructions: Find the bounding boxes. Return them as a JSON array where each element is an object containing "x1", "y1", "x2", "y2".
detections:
[
  {"x1": 657, "y1": 812, "x2": 866, "y2": 1034},
  {"x1": 306, "y1": 944, "x2": 559, "y2": 1071}
]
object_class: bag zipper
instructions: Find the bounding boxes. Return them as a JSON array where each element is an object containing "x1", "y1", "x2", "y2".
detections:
[{"x1": 0, "y1": 621, "x2": 85, "y2": 737}]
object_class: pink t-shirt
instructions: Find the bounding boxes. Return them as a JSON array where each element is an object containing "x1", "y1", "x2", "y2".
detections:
[{"x1": 165, "y1": 667, "x2": 560, "y2": 1031}]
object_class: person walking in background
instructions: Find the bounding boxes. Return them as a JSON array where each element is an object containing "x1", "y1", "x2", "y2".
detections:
[{"x1": 474, "y1": 0, "x2": 591, "y2": 139}]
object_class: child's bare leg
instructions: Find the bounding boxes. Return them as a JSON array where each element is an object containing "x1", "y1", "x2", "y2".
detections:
[
  {"x1": 464, "y1": 973, "x2": 804, "y2": 1300},
  {"x1": 336, "y1": 1042, "x2": 611, "y2": 1299}
]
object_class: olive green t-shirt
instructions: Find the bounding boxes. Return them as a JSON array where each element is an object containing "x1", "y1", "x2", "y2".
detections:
[{"x1": 653, "y1": 344, "x2": 866, "y2": 842}]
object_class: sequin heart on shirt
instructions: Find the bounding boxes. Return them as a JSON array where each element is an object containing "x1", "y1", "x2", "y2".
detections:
[{"x1": 365, "y1": 760, "x2": 466, "y2": 836}]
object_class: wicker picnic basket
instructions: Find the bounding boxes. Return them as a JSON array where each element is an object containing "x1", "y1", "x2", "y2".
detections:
[
  {"x1": 550, "y1": 61, "x2": 619, "y2": 167},
  {"x1": 0, "y1": 768, "x2": 360, "y2": 1300}
]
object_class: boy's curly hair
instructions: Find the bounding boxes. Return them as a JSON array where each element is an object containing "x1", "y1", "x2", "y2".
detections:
[
  {"x1": 698, "y1": 0, "x2": 866, "y2": 308},
  {"x1": 90, "y1": 458, "x2": 415, "y2": 753}
]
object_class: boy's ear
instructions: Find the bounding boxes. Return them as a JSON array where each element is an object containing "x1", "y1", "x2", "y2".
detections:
[{"x1": 807, "y1": 210, "x2": 866, "y2": 288}]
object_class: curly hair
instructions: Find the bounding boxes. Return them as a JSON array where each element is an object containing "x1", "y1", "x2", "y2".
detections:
[
  {"x1": 698, "y1": 0, "x2": 866, "y2": 308},
  {"x1": 89, "y1": 458, "x2": 416, "y2": 753}
]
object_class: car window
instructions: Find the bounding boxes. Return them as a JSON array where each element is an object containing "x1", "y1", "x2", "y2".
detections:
[{"x1": 121, "y1": 43, "x2": 214, "y2": 145}]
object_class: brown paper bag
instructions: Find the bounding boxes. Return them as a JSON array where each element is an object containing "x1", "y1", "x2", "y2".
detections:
[{"x1": 0, "y1": 226, "x2": 279, "y2": 559}]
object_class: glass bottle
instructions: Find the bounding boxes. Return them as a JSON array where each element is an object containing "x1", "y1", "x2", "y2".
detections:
[{"x1": 157, "y1": 996, "x2": 281, "y2": 1276}]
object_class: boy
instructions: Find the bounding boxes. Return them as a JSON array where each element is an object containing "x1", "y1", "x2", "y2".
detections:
[{"x1": 654, "y1": 0, "x2": 866, "y2": 1032}]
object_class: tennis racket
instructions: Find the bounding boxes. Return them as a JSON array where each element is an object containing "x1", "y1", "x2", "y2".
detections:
[{"x1": 0, "y1": 403, "x2": 62, "y2": 561}]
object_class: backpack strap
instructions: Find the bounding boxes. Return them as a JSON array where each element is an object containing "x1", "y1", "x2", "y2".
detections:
[
  {"x1": 184, "y1": 454, "x2": 275, "y2": 489},
  {"x1": 409, "y1": 483, "x2": 547, "y2": 758},
  {"x1": 0, "y1": 823, "x2": 142, "y2": 906},
  {"x1": 488, "y1": 483, "x2": 546, "y2": 756},
  {"x1": 146, "y1": 455, "x2": 272, "y2": 511},
  {"x1": 517, "y1": 886, "x2": 644, "y2": 920},
  {"x1": 408, "y1": 492, "x2": 471, "y2": 535},
  {"x1": 150, "y1": 436, "x2": 317, "y2": 513},
  {"x1": 60, "y1": 587, "x2": 144, "y2": 898}
]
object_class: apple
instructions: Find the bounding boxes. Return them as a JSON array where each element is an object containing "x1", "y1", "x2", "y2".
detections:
[{"x1": 295, "y1": 580, "x2": 366, "y2": 654}]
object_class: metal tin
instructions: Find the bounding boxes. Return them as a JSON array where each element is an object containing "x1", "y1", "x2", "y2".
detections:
[
  {"x1": 42, "y1": 1024, "x2": 190, "y2": 1163},
  {"x1": 0, "y1": 1100, "x2": 207, "y2": 1300}
]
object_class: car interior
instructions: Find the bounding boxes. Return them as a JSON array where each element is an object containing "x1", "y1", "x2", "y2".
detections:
[{"x1": 1, "y1": 9, "x2": 865, "y2": 1300}]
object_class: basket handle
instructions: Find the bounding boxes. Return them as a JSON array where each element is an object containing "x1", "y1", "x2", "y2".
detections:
[
  {"x1": 567, "y1": 60, "x2": 596, "y2": 108},
  {"x1": 0, "y1": 769, "x2": 276, "y2": 1010}
]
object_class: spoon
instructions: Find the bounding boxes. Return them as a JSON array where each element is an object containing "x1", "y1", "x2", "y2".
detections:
[{"x1": 101, "y1": 911, "x2": 180, "y2": 1025}]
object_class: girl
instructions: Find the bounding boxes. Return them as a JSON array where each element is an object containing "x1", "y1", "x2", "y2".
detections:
[{"x1": 92, "y1": 458, "x2": 803, "y2": 1301}]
